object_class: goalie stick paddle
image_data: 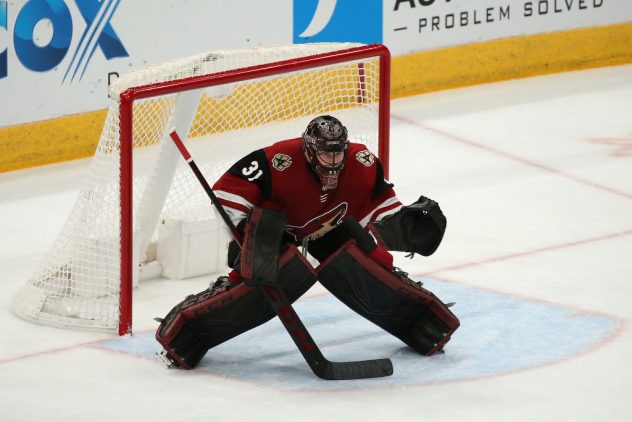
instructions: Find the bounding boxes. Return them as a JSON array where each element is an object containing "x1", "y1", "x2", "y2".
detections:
[{"x1": 168, "y1": 129, "x2": 393, "y2": 380}]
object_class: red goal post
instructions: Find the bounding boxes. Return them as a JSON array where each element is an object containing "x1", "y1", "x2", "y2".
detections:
[{"x1": 12, "y1": 43, "x2": 391, "y2": 335}]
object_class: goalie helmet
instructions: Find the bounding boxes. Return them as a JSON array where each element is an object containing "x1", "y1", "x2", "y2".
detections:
[{"x1": 301, "y1": 115, "x2": 349, "y2": 190}]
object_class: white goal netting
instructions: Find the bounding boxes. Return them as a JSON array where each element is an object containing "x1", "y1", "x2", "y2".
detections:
[{"x1": 11, "y1": 43, "x2": 388, "y2": 333}]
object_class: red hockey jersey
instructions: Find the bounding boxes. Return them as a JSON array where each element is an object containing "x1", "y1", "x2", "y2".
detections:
[{"x1": 212, "y1": 138, "x2": 402, "y2": 242}]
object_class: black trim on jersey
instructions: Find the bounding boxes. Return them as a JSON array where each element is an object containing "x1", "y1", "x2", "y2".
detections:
[
  {"x1": 228, "y1": 149, "x2": 272, "y2": 199},
  {"x1": 371, "y1": 159, "x2": 394, "y2": 200}
]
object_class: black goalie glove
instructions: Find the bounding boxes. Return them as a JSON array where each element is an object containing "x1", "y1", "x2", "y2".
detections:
[{"x1": 368, "y1": 195, "x2": 447, "y2": 257}]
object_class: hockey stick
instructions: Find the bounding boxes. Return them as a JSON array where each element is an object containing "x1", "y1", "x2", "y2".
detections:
[{"x1": 168, "y1": 129, "x2": 393, "y2": 380}]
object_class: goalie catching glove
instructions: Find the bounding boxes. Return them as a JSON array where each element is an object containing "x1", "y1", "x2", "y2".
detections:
[{"x1": 368, "y1": 195, "x2": 447, "y2": 257}]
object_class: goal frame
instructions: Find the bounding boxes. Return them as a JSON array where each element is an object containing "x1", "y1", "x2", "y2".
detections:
[{"x1": 117, "y1": 44, "x2": 391, "y2": 335}]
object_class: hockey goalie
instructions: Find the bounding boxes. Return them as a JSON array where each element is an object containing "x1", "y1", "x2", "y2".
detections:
[{"x1": 155, "y1": 115, "x2": 460, "y2": 372}]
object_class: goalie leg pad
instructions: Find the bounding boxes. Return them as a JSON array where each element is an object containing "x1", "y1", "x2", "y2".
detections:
[
  {"x1": 156, "y1": 245, "x2": 317, "y2": 369},
  {"x1": 317, "y1": 241, "x2": 459, "y2": 355}
]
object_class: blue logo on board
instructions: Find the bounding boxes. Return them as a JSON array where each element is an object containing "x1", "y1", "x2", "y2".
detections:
[
  {"x1": 0, "y1": 0, "x2": 128, "y2": 83},
  {"x1": 293, "y1": 0, "x2": 382, "y2": 45}
]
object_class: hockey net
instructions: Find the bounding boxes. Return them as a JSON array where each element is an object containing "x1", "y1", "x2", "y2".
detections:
[{"x1": 11, "y1": 43, "x2": 391, "y2": 334}]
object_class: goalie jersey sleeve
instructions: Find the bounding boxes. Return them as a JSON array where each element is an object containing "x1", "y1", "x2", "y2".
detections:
[
  {"x1": 212, "y1": 149, "x2": 270, "y2": 226},
  {"x1": 212, "y1": 138, "x2": 401, "y2": 241}
]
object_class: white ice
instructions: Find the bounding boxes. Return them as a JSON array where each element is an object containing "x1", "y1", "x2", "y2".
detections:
[{"x1": 1, "y1": 65, "x2": 631, "y2": 422}]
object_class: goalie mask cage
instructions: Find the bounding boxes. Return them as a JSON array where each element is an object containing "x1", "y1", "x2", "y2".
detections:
[{"x1": 11, "y1": 43, "x2": 391, "y2": 335}]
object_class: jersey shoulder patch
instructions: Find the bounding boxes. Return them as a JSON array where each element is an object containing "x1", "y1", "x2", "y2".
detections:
[
  {"x1": 271, "y1": 153, "x2": 293, "y2": 171},
  {"x1": 355, "y1": 149, "x2": 375, "y2": 167}
]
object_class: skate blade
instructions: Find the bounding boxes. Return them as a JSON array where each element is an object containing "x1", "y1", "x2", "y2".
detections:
[{"x1": 155, "y1": 350, "x2": 177, "y2": 368}]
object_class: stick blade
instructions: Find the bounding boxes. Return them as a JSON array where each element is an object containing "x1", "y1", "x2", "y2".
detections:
[{"x1": 316, "y1": 358, "x2": 393, "y2": 380}]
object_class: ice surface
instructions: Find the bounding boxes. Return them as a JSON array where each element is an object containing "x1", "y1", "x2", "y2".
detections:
[{"x1": 1, "y1": 65, "x2": 631, "y2": 422}]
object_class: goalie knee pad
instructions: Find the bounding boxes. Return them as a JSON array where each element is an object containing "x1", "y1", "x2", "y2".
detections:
[
  {"x1": 317, "y1": 241, "x2": 459, "y2": 355},
  {"x1": 155, "y1": 245, "x2": 317, "y2": 369}
]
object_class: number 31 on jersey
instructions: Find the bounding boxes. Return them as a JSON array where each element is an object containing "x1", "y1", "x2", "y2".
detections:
[{"x1": 242, "y1": 160, "x2": 263, "y2": 182}]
